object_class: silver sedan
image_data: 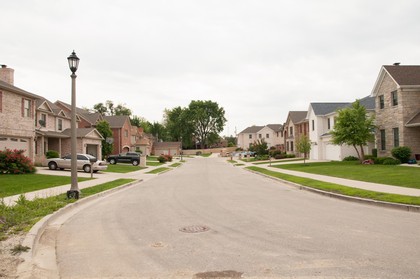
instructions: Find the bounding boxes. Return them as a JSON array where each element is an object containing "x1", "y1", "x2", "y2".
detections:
[{"x1": 46, "y1": 153, "x2": 108, "y2": 173}]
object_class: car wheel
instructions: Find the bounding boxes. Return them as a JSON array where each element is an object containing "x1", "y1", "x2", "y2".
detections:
[
  {"x1": 48, "y1": 162, "x2": 58, "y2": 170},
  {"x1": 83, "y1": 164, "x2": 91, "y2": 173},
  {"x1": 132, "y1": 160, "x2": 139, "y2": 166},
  {"x1": 109, "y1": 158, "x2": 116, "y2": 164}
]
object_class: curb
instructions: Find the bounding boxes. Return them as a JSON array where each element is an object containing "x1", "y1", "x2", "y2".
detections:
[
  {"x1": 245, "y1": 169, "x2": 420, "y2": 213},
  {"x1": 16, "y1": 179, "x2": 142, "y2": 278}
]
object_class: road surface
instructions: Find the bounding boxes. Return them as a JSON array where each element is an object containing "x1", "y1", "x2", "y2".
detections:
[{"x1": 55, "y1": 157, "x2": 420, "y2": 278}]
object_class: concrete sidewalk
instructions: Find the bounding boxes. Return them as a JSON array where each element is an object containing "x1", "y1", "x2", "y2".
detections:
[
  {"x1": 229, "y1": 157, "x2": 420, "y2": 197},
  {"x1": 2, "y1": 162, "x2": 166, "y2": 206}
]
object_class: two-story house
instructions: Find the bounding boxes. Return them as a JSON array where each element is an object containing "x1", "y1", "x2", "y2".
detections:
[
  {"x1": 237, "y1": 124, "x2": 284, "y2": 150},
  {"x1": 0, "y1": 65, "x2": 37, "y2": 161},
  {"x1": 283, "y1": 111, "x2": 308, "y2": 156},
  {"x1": 104, "y1": 115, "x2": 132, "y2": 154},
  {"x1": 371, "y1": 64, "x2": 420, "y2": 158}
]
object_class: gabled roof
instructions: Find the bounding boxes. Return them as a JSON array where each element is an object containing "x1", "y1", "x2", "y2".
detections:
[
  {"x1": 383, "y1": 65, "x2": 420, "y2": 86},
  {"x1": 357, "y1": 96, "x2": 375, "y2": 111},
  {"x1": 62, "y1": 127, "x2": 104, "y2": 139},
  {"x1": 310, "y1": 103, "x2": 349, "y2": 116},
  {"x1": 0, "y1": 80, "x2": 39, "y2": 99},
  {"x1": 239, "y1": 125, "x2": 264, "y2": 134},
  {"x1": 266, "y1": 124, "x2": 283, "y2": 132},
  {"x1": 371, "y1": 65, "x2": 420, "y2": 96},
  {"x1": 104, "y1": 115, "x2": 131, "y2": 128},
  {"x1": 288, "y1": 111, "x2": 307, "y2": 124},
  {"x1": 406, "y1": 111, "x2": 420, "y2": 127}
]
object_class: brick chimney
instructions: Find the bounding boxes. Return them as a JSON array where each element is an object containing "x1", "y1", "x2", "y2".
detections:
[{"x1": 0, "y1": 64, "x2": 14, "y2": 85}]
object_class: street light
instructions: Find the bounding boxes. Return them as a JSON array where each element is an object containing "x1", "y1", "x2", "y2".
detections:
[{"x1": 67, "y1": 51, "x2": 80, "y2": 199}]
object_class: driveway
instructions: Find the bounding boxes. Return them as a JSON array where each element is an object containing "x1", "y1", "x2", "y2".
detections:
[{"x1": 44, "y1": 157, "x2": 420, "y2": 278}]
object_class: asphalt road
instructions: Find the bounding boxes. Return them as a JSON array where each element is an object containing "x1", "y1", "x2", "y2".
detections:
[{"x1": 55, "y1": 157, "x2": 420, "y2": 278}]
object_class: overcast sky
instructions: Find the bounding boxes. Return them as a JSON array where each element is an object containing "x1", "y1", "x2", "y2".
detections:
[{"x1": 2, "y1": 0, "x2": 420, "y2": 136}]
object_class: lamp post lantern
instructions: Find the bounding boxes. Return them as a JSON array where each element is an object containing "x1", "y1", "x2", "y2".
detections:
[{"x1": 67, "y1": 51, "x2": 80, "y2": 199}]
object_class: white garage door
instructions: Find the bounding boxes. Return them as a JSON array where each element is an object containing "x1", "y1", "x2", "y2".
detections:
[{"x1": 0, "y1": 137, "x2": 30, "y2": 157}]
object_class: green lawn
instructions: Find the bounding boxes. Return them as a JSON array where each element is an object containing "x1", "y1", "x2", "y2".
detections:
[
  {"x1": 146, "y1": 161, "x2": 165, "y2": 166},
  {"x1": 146, "y1": 167, "x2": 170, "y2": 174},
  {"x1": 247, "y1": 166, "x2": 420, "y2": 206},
  {"x1": 0, "y1": 174, "x2": 92, "y2": 198},
  {"x1": 104, "y1": 164, "x2": 147, "y2": 173},
  {"x1": 0, "y1": 178, "x2": 135, "y2": 241},
  {"x1": 272, "y1": 161, "x2": 420, "y2": 189},
  {"x1": 147, "y1": 156, "x2": 159, "y2": 161},
  {"x1": 169, "y1": 163, "x2": 182, "y2": 167},
  {"x1": 252, "y1": 158, "x2": 304, "y2": 165}
]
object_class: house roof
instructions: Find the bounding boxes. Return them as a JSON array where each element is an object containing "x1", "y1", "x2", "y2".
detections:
[
  {"x1": 406, "y1": 111, "x2": 420, "y2": 127},
  {"x1": 103, "y1": 115, "x2": 131, "y2": 128},
  {"x1": 357, "y1": 96, "x2": 375, "y2": 110},
  {"x1": 0, "y1": 80, "x2": 39, "y2": 99},
  {"x1": 239, "y1": 125, "x2": 264, "y2": 134},
  {"x1": 266, "y1": 124, "x2": 283, "y2": 132},
  {"x1": 310, "y1": 103, "x2": 350, "y2": 116},
  {"x1": 288, "y1": 111, "x2": 307, "y2": 124},
  {"x1": 62, "y1": 127, "x2": 103, "y2": 139},
  {"x1": 383, "y1": 65, "x2": 420, "y2": 86}
]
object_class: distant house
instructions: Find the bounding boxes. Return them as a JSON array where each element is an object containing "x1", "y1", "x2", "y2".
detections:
[
  {"x1": 237, "y1": 124, "x2": 284, "y2": 150},
  {"x1": 283, "y1": 111, "x2": 308, "y2": 156},
  {"x1": 0, "y1": 65, "x2": 37, "y2": 161},
  {"x1": 152, "y1": 141, "x2": 181, "y2": 156},
  {"x1": 371, "y1": 65, "x2": 420, "y2": 158},
  {"x1": 104, "y1": 115, "x2": 132, "y2": 154}
]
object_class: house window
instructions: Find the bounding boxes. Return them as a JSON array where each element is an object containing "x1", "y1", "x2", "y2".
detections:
[
  {"x1": 23, "y1": 99, "x2": 31, "y2": 117},
  {"x1": 290, "y1": 127, "x2": 293, "y2": 136},
  {"x1": 290, "y1": 141, "x2": 294, "y2": 152},
  {"x1": 391, "y1": 91, "x2": 398, "y2": 106},
  {"x1": 286, "y1": 142, "x2": 289, "y2": 151},
  {"x1": 393, "y1": 128, "x2": 399, "y2": 147},
  {"x1": 312, "y1": 120, "x2": 315, "y2": 131},
  {"x1": 0, "y1": 91, "x2": 2, "y2": 113},
  {"x1": 57, "y1": 119, "x2": 63, "y2": 131},
  {"x1": 327, "y1": 118, "x2": 331, "y2": 130},
  {"x1": 379, "y1": 95, "x2": 384, "y2": 109},
  {"x1": 259, "y1": 134, "x2": 262, "y2": 139},
  {"x1": 249, "y1": 134, "x2": 252, "y2": 139},
  {"x1": 124, "y1": 129, "x2": 128, "y2": 137},
  {"x1": 266, "y1": 133, "x2": 269, "y2": 138},
  {"x1": 380, "y1": 129, "x2": 386, "y2": 150},
  {"x1": 40, "y1": 113, "x2": 47, "y2": 127}
]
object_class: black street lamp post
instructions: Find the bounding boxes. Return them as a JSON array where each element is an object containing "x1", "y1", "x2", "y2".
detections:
[{"x1": 67, "y1": 51, "x2": 80, "y2": 199}]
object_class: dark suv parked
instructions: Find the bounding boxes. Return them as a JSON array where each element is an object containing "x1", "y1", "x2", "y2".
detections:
[{"x1": 106, "y1": 152, "x2": 141, "y2": 166}]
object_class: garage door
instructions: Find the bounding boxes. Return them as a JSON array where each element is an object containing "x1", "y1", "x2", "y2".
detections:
[{"x1": 0, "y1": 137, "x2": 30, "y2": 157}]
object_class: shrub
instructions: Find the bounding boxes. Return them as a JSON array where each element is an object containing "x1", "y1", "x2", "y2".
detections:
[
  {"x1": 255, "y1": 155, "x2": 269, "y2": 161},
  {"x1": 196, "y1": 151, "x2": 202, "y2": 156},
  {"x1": 45, "y1": 150, "x2": 59, "y2": 159},
  {"x1": 0, "y1": 149, "x2": 36, "y2": 174},
  {"x1": 343, "y1": 156, "x2": 359, "y2": 161},
  {"x1": 284, "y1": 154, "x2": 296, "y2": 158},
  {"x1": 157, "y1": 154, "x2": 173, "y2": 163},
  {"x1": 383, "y1": 157, "x2": 401, "y2": 165},
  {"x1": 363, "y1": 155, "x2": 375, "y2": 161},
  {"x1": 269, "y1": 150, "x2": 282, "y2": 157},
  {"x1": 391, "y1": 146, "x2": 412, "y2": 163},
  {"x1": 274, "y1": 153, "x2": 285, "y2": 160},
  {"x1": 373, "y1": 157, "x2": 387, "y2": 165}
]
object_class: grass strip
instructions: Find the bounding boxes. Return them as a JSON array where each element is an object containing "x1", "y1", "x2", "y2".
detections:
[
  {"x1": 0, "y1": 174, "x2": 92, "y2": 198},
  {"x1": 146, "y1": 167, "x2": 170, "y2": 174},
  {"x1": 104, "y1": 164, "x2": 147, "y2": 173},
  {"x1": 169, "y1": 163, "x2": 182, "y2": 167},
  {"x1": 252, "y1": 158, "x2": 303, "y2": 165},
  {"x1": 0, "y1": 178, "x2": 135, "y2": 241},
  {"x1": 272, "y1": 161, "x2": 420, "y2": 189},
  {"x1": 246, "y1": 166, "x2": 420, "y2": 206},
  {"x1": 227, "y1": 160, "x2": 237, "y2": 164},
  {"x1": 146, "y1": 161, "x2": 165, "y2": 166}
]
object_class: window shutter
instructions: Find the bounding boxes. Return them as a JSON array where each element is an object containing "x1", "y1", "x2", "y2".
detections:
[
  {"x1": 0, "y1": 91, "x2": 2, "y2": 113},
  {"x1": 22, "y1": 98, "x2": 24, "y2": 117}
]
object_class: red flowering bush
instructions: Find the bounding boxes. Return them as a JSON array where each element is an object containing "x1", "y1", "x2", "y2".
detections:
[
  {"x1": 157, "y1": 154, "x2": 173, "y2": 163},
  {"x1": 0, "y1": 149, "x2": 36, "y2": 174}
]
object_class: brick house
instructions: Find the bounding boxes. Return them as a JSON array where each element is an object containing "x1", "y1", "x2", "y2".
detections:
[
  {"x1": 0, "y1": 65, "x2": 37, "y2": 161},
  {"x1": 237, "y1": 124, "x2": 284, "y2": 150},
  {"x1": 152, "y1": 141, "x2": 181, "y2": 156},
  {"x1": 104, "y1": 115, "x2": 132, "y2": 154},
  {"x1": 371, "y1": 64, "x2": 420, "y2": 158},
  {"x1": 283, "y1": 111, "x2": 308, "y2": 156}
]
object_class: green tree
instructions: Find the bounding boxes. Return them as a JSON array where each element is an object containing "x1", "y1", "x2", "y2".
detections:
[
  {"x1": 186, "y1": 100, "x2": 227, "y2": 148},
  {"x1": 296, "y1": 135, "x2": 311, "y2": 164},
  {"x1": 164, "y1": 107, "x2": 194, "y2": 148},
  {"x1": 93, "y1": 102, "x2": 108, "y2": 115},
  {"x1": 95, "y1": 120, "x2": 113, "y2": 158},
  {"x1": 249, "y1": 139, "x2": 268, "y2": 155},
  {"x1": 331, "y1": 100, "x2": 375, "y2": 162},
  {"x1": 114, "y1": 103, "x2": 132, "y2": 116},
  {"x1": 149, "y1": 122, "x2": 168, "y2": 141}
]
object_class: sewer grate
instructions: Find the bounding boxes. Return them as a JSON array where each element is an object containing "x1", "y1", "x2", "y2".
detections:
[{"x1": 179, "y1": 225, "x2": 210, "y2": 233}]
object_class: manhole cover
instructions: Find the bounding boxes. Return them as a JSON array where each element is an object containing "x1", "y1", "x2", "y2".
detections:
[{"x1": 179, "y1": 225, "x2": 210, "y2": 233}]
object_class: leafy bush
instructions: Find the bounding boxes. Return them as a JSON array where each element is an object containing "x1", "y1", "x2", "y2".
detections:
[
  {"x1": 391, "y1": 146, "x2": 412, "y2": 163},
  {"x1": 274, "y1": 153, "x2": 285, "y2": 160},
  {"x1": 45, "y1": 150, "x2": 59, "y2": 159},
  {"x1": 157, "y1": 154, "x2": 173, "y2": 163},
  {"x1": 343, "y1": 156, "x2": 359, "y2": 161},
  {"x1": 0, "y1": 149, "x2": 36, "y2": 174},
  {"x1": 284, "y1": 154, "x2": 296, "y2": 158},
  {"x1": 255, "y1": 155, "x2": 269, "y2": 161},
  {"x1": 383, "y1": 157, "x2": 401, "y2": 165},
  {"x1": 269, "y1": 150, "x2": 282, "y2": 157}
]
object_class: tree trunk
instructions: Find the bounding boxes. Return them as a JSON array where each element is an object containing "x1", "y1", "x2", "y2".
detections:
[{"x1": 352, "y1": 144, "x2": 362, "y2": 162}]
